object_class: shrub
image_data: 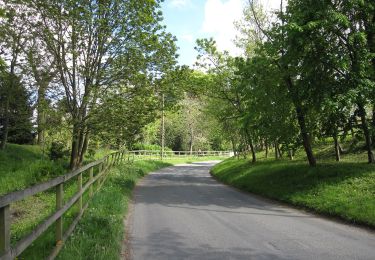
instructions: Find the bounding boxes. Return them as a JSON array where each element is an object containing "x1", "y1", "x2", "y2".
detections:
[{"x1": 48, "y1": 142, "x2": 66, "y2": 161}]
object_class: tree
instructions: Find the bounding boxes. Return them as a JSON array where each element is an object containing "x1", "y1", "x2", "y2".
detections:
[
  {"x1": 29, "y1": 0, "x2": 177, "y2": 168},
  {"x1": 0, "y1": 70, "x2": 33, "y2": 146},
  {"x1": 0, "y1": 3, "x2": 29, "y2": 149},
  {"x1": 283, "y1": 0, "x2": 375, "y2": 163},
  {"x1": 195, "y1": 39, "x2": 258, "y2": 162}
]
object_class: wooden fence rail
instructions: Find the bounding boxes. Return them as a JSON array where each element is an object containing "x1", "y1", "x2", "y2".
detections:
[
  {"x1": 129, "y1": 150, "x2": 232, "y2": 160},
  {"x1": 0, "y1": 150, "x2": 231, "y2": 260}
]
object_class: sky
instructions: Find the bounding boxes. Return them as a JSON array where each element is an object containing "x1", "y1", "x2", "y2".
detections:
[{"x1": 160, "y1": 0, "x2": 281, "y2": 66}]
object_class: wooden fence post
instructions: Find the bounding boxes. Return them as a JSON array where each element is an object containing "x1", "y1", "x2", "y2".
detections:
[
  {"x1": 56, "y1": 184, "x2": 63, "y2": 245},
  {"x1": 89, "y1": 167, "x2": 94, "y2": 198},
  {"x1": 78, "y1": 173, "x2": 82, "y2": 213},
  {"x1": 0, "y1": 205, "x2": 10, "y2": 256},
  {"x1": 98, "y1": 163, "x2": 103, "y2": 189}
]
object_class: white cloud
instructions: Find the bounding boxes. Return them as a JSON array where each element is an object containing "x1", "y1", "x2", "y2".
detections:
[
  {"x1": 200, "y1": 0, "x2": 286, "y2": 56},
  {"x1": 201, "y1": 0, "x2": 244, "y2": 56},
  {"x1": 169, "y1": 0, "x2": 192, "y2": 8}
]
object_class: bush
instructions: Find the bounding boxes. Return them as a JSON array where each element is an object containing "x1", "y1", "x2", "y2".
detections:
[{"x1": 48, "y1": 142, "x2": 66, "y2": 161}]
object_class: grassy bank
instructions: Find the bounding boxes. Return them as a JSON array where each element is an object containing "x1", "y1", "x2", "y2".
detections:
[
  {"x1": 0, "y1": 144, "x2": 67, "y2": 195},
  {"x1": 1, "y1": 144, "x2": 222, "y2": 259},
  {"x1": 0, "y1": 143, "x2": 114, "y2": 196},
  {"x1": 211, "y1": 157, "x2": 375, "y2": 228}
]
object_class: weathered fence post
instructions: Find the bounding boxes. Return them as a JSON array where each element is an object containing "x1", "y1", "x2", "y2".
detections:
[
  {"x1": 89, "y1": 167, "x2": 94, "y2": 198},
  {"x1": 0, "y1": 205, "x2": 10, "y2": 257},
  {"x1": 98, "y1": 163, "x2": 103, "y2": 189},
  {"x1": 78, "y1": 172, "x2": 83, "y2": 213},
  {"x1": 56, "y1": 184, "x2": 63, "y2": 245}
]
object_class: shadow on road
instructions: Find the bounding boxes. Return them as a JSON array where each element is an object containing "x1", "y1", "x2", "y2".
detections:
[{"x1": 134, "y1": 163, "x2": 311, "y2": 218}]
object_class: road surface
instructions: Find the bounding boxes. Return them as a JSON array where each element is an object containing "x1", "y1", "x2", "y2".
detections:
[{"x1": 126, "y1": 161, "x2": 375, "y2": 260}]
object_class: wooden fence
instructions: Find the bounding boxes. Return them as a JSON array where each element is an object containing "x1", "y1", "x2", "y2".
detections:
[
  {"x1": 129, "y1": 150, "x2": 232, "y2": 160},
  {"x1": 0, "y1": 150, "x2": 231, "y2": 260}
]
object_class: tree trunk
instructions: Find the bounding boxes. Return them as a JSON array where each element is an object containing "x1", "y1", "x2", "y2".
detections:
[
  {"x1": 70, "y1": 123, "x2": 81, "y2": 169},
  {"x1": 249, "y1": 140, "x2": 256, "y2": 163},
  {"x1": 79, "y1": 131, "x2": 89, "y2": 164},
  {"x1": 284, "y1": 76, "x2": 316, "y2": 166},
  {"x1": 1, "y1": 66, "x2": 16, "y2": 150},
  {"x1": 0, "y1": 98, "x2": 10, "y2": 150},
  {"x1": 277, "y1": 144, "x2": 283, "y2": 158},
  {"x1": 274, "y1": 142, "x2": 279, "y2": 159},
  {"x1": 244, "y1": 128, "x2": 256, "y2": 162},
  {"x1": 231, "y1": 137, "x2": 236, "y2": 157},
  {"x1": 37, "y1": 84, "x2": 47, "y2": 146},
  {"x1": 295, "y1": 106, "x2": 317, "y2": 166},
  {"x1": 288, "y1": 149, "x2": 294, "y2": 160},
  {"x1": 333, "y1": 134, "x2": 341, "y2": 162},
  {"x1": 265, "y1": 139, "x2": 268, "y2": 158},
  {"x1": 358, "y1": 103, "x2": 374, "y2": 163},
  {"x1": 338, "y1": 143, "x2": 344, "y2": 154}
]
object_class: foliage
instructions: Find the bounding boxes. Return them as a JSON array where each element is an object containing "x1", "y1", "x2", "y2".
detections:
[
  {"x1": 194, "y1": 0, "x2": 375, "y2": 166},
  {"x1": 0, "y1": 0, "x2": 179, "y2": 168},
  {"x1": 0, "y1": 72, "x2": 33, "y2": 145},
  {"x1": 48, "y1": 141, "x2": 67, "y2": 161},
  {"x1": 132, "y1": 142, "x2": 172, "y2": 151}
]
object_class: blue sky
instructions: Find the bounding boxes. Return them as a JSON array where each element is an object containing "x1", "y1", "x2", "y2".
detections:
[
  {"x1": 160, "y1": 0, "x2": 281, "y2": 66},
  {"x1": 160, "y1": 0, "x2": 243, "y2": 66},
  {"x1": 161, "y1": 1, "x2": 205, "y2": 66}
]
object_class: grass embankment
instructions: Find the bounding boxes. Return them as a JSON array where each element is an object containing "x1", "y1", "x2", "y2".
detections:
[
  {"x1": 0, "y1": 144, "x2": 113, "y2": 195},
  {"x1": 1, "y1": 144, "x2": 222, "y2": 259},
  {"x1": 0, "y1": 144, "x2": 67, "y2": 195},
  {"x1": 211, "y1": 144, "x2": 375, "y2": 228}
]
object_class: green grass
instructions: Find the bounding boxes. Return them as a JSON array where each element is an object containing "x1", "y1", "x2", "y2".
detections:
[
  {"x1": 211, "y1": 149, "x2": 375, "y2": 228},
  {"x1": 57, "y1": 160, "x2": 172, "y2": 260},
  {"x1": 0, "y1": 144, "x2": 67, "y2": 195},
  {"x1": 0, "y1": 143, "x2": 223, "y2": 259}
]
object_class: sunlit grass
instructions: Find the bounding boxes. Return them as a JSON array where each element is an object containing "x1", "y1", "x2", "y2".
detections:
[{"x1": 211, "y1": 145, "x2": 375, "y2": 228}]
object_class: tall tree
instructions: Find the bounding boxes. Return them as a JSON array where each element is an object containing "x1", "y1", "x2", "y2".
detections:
[
  {"x1": 0, "y1": 3, "x2": 28, "y2": 149},
  {"x1": 30, "y1": 0, "x2": 177, "y2": 168}
]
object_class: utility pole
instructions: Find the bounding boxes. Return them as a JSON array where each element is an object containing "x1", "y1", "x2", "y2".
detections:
[{"x1": 161, "y1": 93, "x2": 165, "y2": 160}]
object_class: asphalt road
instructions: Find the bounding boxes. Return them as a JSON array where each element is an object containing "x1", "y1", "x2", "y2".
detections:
[{"x1": 127, "y1": 161, "x2": 375, "y2": 260}]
